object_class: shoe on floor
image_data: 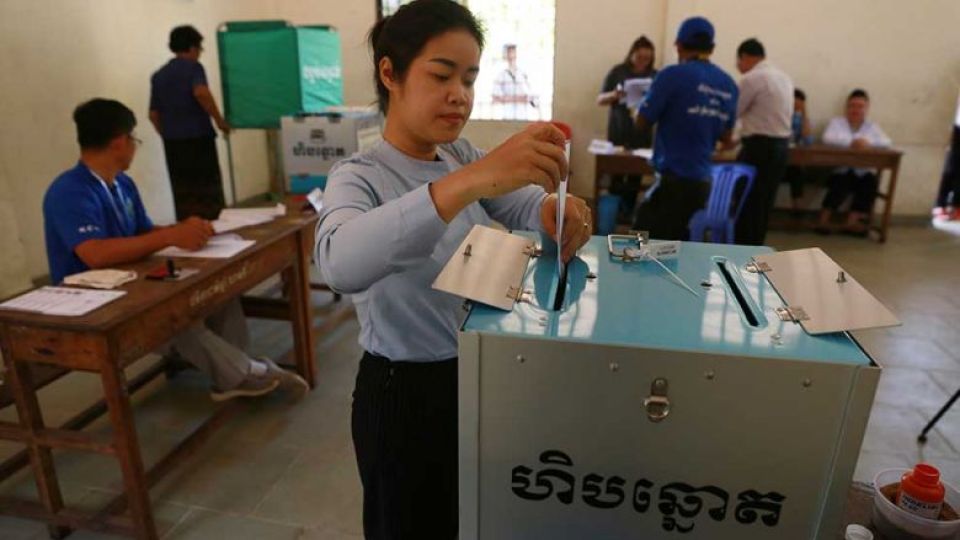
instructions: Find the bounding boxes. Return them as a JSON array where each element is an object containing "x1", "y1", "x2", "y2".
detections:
[
  {"x1": 933, "y1": 206, "x2": 950, "y2": 221},
  {"x1": 258, "y1": 356, "x2": 310, "y2": 397},
  {"x1": 210, "y1": 369, "x2": 281, "y2": 402}
]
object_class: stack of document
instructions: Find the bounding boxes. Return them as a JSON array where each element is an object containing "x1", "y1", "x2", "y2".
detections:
[
  {"x1": 156, "y1": 233, "x2": 256, "y2": 259},
  {"x1": 63, "y1": 269, "x2": 137, "y2": 289},
  {"x1": 0, "y1": 286, "x2": 126, "y2": 316},
  {"x1": 623, "y1": 77, "x2": 653, "y2": 110},
  {"x1": 212, "y1": 203, "x2": 286, "y2": 233}
]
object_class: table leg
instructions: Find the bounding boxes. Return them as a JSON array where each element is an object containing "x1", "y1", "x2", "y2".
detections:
[
  {"x1": 880, "y1": 164, "x2": 899, "y2": 243},
  {"x1": 289, "y1": 228, "x2": 317, "y2": 387},
  {"x1": 0, "y1": 351, "x2": 70, "y2": 539},
  {"x1": 99, "y1": 362, "x2": 158, "y2": 540}
]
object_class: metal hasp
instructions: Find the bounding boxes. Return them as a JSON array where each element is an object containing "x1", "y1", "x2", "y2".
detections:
[
  {"x1": 643, "y1": 377, "x2": 671, "y2": 423},
  {"x1": 606, "y1": 231, "x2": 649, "y2": 261}
]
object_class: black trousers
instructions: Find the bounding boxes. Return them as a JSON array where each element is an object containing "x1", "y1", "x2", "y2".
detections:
[
  {"x1": 633, "y1": 172, "x2": 711, "y2": 240},
  {"x1": 783, "y1": 166, "x2": 806, "y2": 199},
  {"x1": 352, "y1": 352, "x2": 458, "y2": 540},
  {"x1": 162, "y1": 136, "x2": 226, "y2": 221},
  {"x1": 735, "y1": 135, "x2": 789, "y2": 245},
  {"x1": 822, "y1": 170, "x2": 879, "y2": 213},
  {"x1": 608, "y1": 174, "x2": 643, "y2": 221},
  {"x1": 936, "y1": 126, "x2": 960, "y2": 208}
]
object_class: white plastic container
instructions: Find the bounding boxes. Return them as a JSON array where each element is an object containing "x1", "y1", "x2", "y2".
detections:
[{"x1": 872, "y1": 469, "x2": 960, "y2": 539}]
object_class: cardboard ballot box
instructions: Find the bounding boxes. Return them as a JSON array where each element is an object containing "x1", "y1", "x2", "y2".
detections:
[
  {"x1": 437, "y1": 228, "x2": 898, "y2": 539},
  {"x1": 279, "y1": 109, "x2": 382, "y2": 193}
]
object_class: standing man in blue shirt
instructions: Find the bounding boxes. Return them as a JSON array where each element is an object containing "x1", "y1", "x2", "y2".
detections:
[
  {"x1": 633, "y1": 16, "x2": 738, "y2": 240},
  {"x1": 150, "y1": 25, "x2": 230, "y2": 221},
  {"x1": 44, "y1": 98, "x2": 305, "y2": 401}
]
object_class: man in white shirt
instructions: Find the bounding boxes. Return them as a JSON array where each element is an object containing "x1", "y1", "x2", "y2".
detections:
[
  {"x1": 492, "y1": 44, "x2": 538, "y2": 120},
  {"x1": 816, "y1": 88, "x2": 892, "y2": 235},
  {"x1": 733, "y1": 38, "x2": 794, "y2": 245}
]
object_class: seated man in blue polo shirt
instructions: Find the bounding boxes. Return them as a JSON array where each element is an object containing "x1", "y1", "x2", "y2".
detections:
[
  {"x1": 633, "y1": 16, "x2": 738, "y2": 240},
  {"x1": 44, "y1": 98, "x2": 306, "y2": 401}
]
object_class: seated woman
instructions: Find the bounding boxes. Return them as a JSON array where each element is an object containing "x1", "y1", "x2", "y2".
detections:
[{"x1": 816, "y1": 88, "x2": 892, "y2": 236}]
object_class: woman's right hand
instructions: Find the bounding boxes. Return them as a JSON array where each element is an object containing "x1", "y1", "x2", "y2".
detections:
[
  {"x1": 465, "y1": 122, "x2": 568, "y2": 198},
  {"x1": 429, "y1": 122, "x2": 568, "y2": 223}
]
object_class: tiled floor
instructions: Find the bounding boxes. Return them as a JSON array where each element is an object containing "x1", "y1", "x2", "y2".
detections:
[{"x1": 1, "y1": 224, "x2": 959, "y2": 539}]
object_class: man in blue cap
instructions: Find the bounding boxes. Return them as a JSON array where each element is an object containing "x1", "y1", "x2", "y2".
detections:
[{"x1": 633, "y1": 16, "x2": 738, "y2": 240}]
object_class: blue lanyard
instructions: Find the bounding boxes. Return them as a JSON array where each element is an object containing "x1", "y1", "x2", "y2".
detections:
[{"x1": 90, "y1": 172, "x2": 134, "y2": 235}]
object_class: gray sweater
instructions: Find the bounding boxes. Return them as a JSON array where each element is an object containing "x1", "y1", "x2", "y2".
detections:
[{"x1": 314, "y1": 138, "x2": 547, "y2": 362}]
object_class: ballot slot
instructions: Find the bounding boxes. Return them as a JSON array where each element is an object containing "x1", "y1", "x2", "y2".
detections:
[
  {"x1": 549, "y1": 260, "x2": 569, "y2": 312},
  {"x1": 714, "y1": 256, "x2": 764, "y2": 328}
]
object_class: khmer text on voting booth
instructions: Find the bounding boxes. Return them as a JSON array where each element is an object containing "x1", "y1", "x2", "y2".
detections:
[{"x1": 435, "y1": 228, "x2": 899, "y2": 539}]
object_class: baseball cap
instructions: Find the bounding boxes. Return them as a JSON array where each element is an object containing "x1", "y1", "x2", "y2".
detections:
[{"x1": 676, "y1": 16, "x2": 715, "y2": 48}]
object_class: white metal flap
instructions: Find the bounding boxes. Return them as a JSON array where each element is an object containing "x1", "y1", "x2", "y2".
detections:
[
  {"x1": 433, "y1": 225, "x2": 536, "y2": 311},
  {"x1": 752, "y1": 248, "x2": 900, "y2": 335}
]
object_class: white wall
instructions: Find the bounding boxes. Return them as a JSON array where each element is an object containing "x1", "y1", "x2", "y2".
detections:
[{"x1": 1, "y1": 0, "x2": 955, "y2": 292}]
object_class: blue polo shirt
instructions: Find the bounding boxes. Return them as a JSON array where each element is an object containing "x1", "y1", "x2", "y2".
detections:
[
  {"x1": 638, "y1": 60, "x2": 738, "y2": 180},
  {"x1": 149, "y1": 58, "x2": 216, "y2": 140},
  {"x1": 43, "y1": 162, "x2": 154, "y2": 283}
]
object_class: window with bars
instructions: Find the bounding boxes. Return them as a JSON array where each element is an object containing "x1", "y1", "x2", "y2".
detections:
[{"x1": 377, "y1": 0, "x2": 555, "y2": 121}]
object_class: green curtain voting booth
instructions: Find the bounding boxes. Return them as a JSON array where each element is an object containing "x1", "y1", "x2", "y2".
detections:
[{"x1": 218, "y1": 21, "x2": 344, "y2": 129}]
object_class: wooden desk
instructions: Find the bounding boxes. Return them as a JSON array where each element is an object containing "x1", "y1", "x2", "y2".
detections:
[
  {"x1": 593, "y1": 145, "x2": 903, "y2": 242},
  {"x1": 0, "y1": 210, "x2": 319, "y2": 539}
]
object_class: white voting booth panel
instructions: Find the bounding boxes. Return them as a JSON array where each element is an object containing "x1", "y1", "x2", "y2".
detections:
[
  {"x1": 279, "y1": 110, "x2": 382, "y2": 192},
  {"x1": 447, "y1": 228, "x2": 897, "y2": 540}
]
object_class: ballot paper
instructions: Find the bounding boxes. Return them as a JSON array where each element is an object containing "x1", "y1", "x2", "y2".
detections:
[
  {"x1": 556, "y1": 140, "x2": 571, "y2": 282},
  {"x1": 63, "y1": 269, "x2": 137, "y2": 289},
  {"x1": 156, "y1": 234, "x2": 256, "y2": 259},
  {"x1": 623, "y1": 77, "x2": 652, "y2": 110},
  {"x1": 212, "y1": 203, "x2": 286, "y2": 233},
  {"x1": 306, "y1": 188, "x2": 324, "y2": 213},
  {"x1": 0, "y1": 286, "x2": 126, "y2": 316}
]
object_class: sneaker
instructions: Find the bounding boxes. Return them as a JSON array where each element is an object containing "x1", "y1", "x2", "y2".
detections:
[
  {"x1": 933, "y1": 207, "x2": 950, "y2": 221},
  {"x1": 258, "y1": 357, "x2": 310, "y2": 397},
  {"x1": 210, "y1": 370, "x2": 280, "y2": 402}
]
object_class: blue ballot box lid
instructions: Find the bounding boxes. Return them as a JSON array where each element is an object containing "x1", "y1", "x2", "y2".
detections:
[{"x1": 462, "y1": 234, "x2": 871, "y2": 366}]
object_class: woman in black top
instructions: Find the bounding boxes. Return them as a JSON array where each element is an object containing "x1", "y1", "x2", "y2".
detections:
[{"x1": 597, "y1": 36, "x2": 657, "y2": 222}]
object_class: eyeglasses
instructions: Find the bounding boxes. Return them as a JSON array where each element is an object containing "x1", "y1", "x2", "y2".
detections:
[{"x1": 128, "y1": 134, "x2": 143, "y2": 147}]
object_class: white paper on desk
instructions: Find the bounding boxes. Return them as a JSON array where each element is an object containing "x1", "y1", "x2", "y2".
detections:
[
  {"x1": 213, "y1": 203, "x2": 287, "y2": 233},
  {"x1": 632, "y1": 147, "x2": 654, "y2": 160},
  {"x1": 556, "y1": 140, "x2": 571, "y2": 281},
  {"x1": 63, "y1": 269, "x2": 137, "y2": 289},
  {"x1": 623, "y1": 77, "x2": 652, "y2": 109},
  {"x1": 0, "y1": 286, "x2": 125, "y2": 316},
  {"x1": 588, "y1": 139, "x2": 616, "y2": 155},
  {"x1": 156, "y1": 234, "x2": 256, "y2": 259}
]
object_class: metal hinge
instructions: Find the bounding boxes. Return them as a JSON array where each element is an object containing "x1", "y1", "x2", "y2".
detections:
[
  {"x1": 506, "y1": 286, "x2": 533, "y2": 303},
  {"x1": 776, "y1": 306, "x2": 810, "y2": 323},
  {"x1": 745, "y1": 261, "x2": 772, "y2": 273},
  {"x1": 523, "y1": 244, "x2": 542, "y2": 258}
]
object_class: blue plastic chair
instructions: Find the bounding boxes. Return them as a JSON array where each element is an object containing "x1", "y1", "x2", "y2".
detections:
[{"x1": 688, "y1": 163, "x2": 757, "y2": 243}]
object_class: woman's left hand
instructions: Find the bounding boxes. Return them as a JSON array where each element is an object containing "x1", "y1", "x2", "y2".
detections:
[{"x1": 540, "y1": 193, "x2": 592, "y2": 263}]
